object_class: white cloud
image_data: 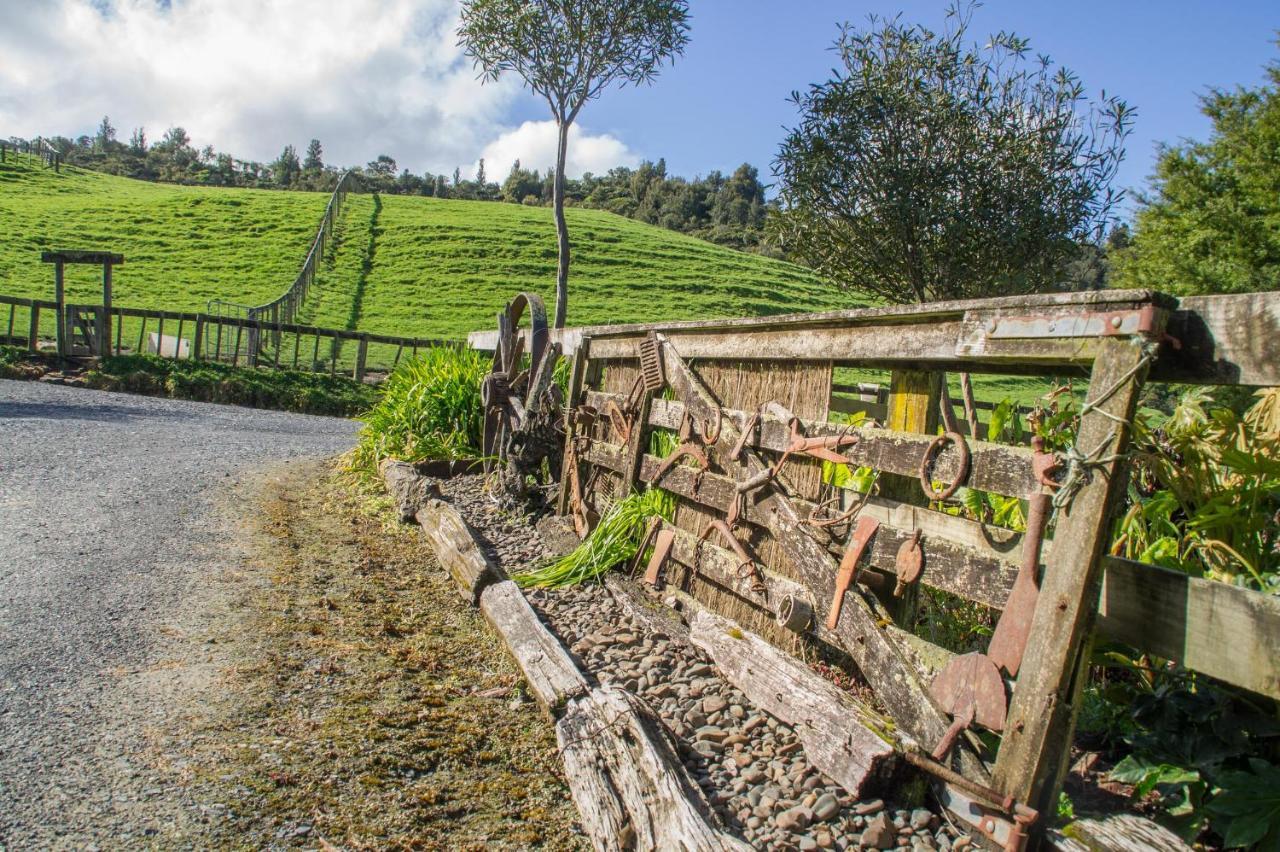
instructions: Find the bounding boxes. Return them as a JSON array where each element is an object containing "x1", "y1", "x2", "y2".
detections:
[
  {"x1": 475, "y1": 120, "x2": 639, "y2": 180},
  {"x1": 0, "y1": 0, "x2": 586, "y2": 175}
]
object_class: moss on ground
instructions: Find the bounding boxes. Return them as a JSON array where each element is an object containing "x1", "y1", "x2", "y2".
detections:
[{"x1": 184, "y1": 464, "x2": 585, "y2": 849}]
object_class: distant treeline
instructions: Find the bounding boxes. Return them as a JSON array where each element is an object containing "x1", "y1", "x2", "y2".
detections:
[{"x1": 16, "y1": 119, "x2": 775, "y2": 256}]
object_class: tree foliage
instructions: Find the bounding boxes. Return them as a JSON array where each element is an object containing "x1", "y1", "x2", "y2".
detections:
[
  {"x1": 458, "y1": 0, "x2": 690, "y2": 326},
  {"x1": 1113, "y1": 49, "x2": 1280, "y2": 295},
  {"x1": 771, "y1": 5, "x2": 1132, "y2": 303}
]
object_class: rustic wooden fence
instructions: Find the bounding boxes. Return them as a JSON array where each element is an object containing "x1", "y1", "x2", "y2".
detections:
[
  {"x1": 208, "y1": 169, "x2": 360, "y2": 361},
  {"x1": 1, "y1": 137, "x2": 62, "y2": 171},
  {"x1": 468, "y1": 287, "x2": 1280, "y2": 848},
  {"x1": 0, "y1": 293, "x2": 451, "y2": 380}
]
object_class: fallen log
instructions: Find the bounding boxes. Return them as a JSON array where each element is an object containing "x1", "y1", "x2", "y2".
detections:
[
  {"x1": 688, "y1": 608, "x2": 901, "y2": 799},
  {"x1": 415, "y1": 498, "x2": 501, "y2": 604},
  {"x1": 557, "y1": 685, "x2": 752, "y2": 852},
  {"x1": 478, "y1": 580, "x2": 588, "y2": 717},
  {"x1": 379, "y1": 458, "x2": 438, "y2": 522}
]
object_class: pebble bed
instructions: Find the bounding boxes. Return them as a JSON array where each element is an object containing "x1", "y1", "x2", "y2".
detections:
[{"x1": 442, "y1": 475, "x2": 976, "y2": 851}]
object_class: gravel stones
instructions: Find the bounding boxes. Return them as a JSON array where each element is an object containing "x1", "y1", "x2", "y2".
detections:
[{"x1": 436, "y1": 471, "x2": 976, "y2": 851}]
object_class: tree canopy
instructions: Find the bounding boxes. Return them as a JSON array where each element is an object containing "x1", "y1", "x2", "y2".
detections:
[
  {"x1": 1113, "y1": 50, "x2": 1280, "y2": 295},
  {"x1": 458, "y1": 0, "x2": 690, "y2": 326},
  {"x1": 770, "y1": 5, "x2": 1132, "y2": 304}
]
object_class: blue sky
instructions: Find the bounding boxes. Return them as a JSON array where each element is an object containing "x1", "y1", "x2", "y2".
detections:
[
  {"x1": 3, "y1": 0, "x2": 1277, "y2": 218},
  {"x1": 526, "y1": 1, "x2": 1279, "y2": 211}
]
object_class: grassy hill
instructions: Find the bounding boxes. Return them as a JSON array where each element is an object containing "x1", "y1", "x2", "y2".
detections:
[{"x1": 0, "y1": 155, "x2": 867, "y2": 342}]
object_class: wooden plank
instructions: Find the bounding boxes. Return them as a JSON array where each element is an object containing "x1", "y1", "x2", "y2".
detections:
[
  {"x1": 654, "y1": 334, "x2": 990, "y2": 781},
  {"x1": 557, "y1": 685, "x2": 751, "y2": 852},
  {"x1": 1153, "y1": 292, "x2": 1280, "y2": 386},
  {"x1": 477, "y1": 580, "x2": 588, "y2": 717},
  {"x1": 1098, "y1": 556, "x2": 1280, "y2": 699},
  {"x1": 415, "y1": 498, "x2": 503, "y2": 604},
  {"x1": 587, "y1": 391, "x2": 1039, "y2": 498},
  {"x1": 1050, "y1": 814, "x2": 1191, "y2": 851},
  {"x1": 688, "y1": 608, "x2": 900, "y2": 798},
  {"x1": 40, "y1": 250, "x2": 125, "y2": 265},
  {"x1": 829, "y1": 396, "x2": 888, "y2": 419},
  {"x1": 992, "y1": 335, "x2": 1156, "y2": 819},
  {"x1": 556, "y1": 341, "x2": 590, "y2": 515}
]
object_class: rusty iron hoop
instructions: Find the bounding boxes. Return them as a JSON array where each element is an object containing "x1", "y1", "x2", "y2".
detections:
[{"x1": 918, "y1": 431, "x2": 971, "y2": 501}]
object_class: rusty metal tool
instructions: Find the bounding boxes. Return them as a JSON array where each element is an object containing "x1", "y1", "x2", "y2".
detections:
[
  {"x1": 604, "y1": 334, "x2": 666, "y2": 443},
  {"x1": 650, "y1": 410, "x2": 712, "y2": 490},
  {"x1": 642, "y1": 526, "x2": 676, "y2": 586},
  {"x1": 919, "y1": 431, "x2": 972, "y2": 501},
  {"x1": 893, "y1": 529, "x2": 924, "y2": 597},
  {"x1": 699, "y1": 518, "x2": 766, "y2": 595},
  {"x1": 826, "y1": 515, "x2": 881, "y2": 630},
  {"x1": 986, "y1": 487, "x2": 1052, "y2": 677},
  {"x1": 928, "y1": 651, "x2": 1007, "y2": 761}
]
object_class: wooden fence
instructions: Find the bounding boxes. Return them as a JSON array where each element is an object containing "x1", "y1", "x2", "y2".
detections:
[
  {"x1": 1, "y1": 137, "x2": 62, "y2": 171},
  {"x1": 468, "y1": 287, "x2": 1280, "y2": 848},
  {"x1": 0, "y1": 294, "x2": 451, "y2": 380},
  {"x1": 208, "y1": 169, "x2": 360, "y2": 362}
]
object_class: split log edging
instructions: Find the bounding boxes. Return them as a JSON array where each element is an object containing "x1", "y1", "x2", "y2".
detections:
[{"x1": 381, "y1": 463, "x2": 746, "y2": 851}]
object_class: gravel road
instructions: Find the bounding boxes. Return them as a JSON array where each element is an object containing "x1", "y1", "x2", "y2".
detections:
[{"x1": 0, "y1": 380, "x2": 358, "y2": 849}]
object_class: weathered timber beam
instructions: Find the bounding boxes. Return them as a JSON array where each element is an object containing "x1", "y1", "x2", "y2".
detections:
[
  {"x1": 654, "y1": 335, "x2": 990, "y2": 782},
  {"x1": 688, "y1": 608, "x2": 901, "y2": 799},
  {"x1": 469, "y1": 289, "x2": 1172, "y2": 355},
  {"x1": 1098, "y1": 556, "x2": 1280, "y2": 699},
  {"x1": 415, "y1": 498, "x2": 502, "y2": 604},
  {"x1": 585, "y1": 391, "x2": 1038, "y2": 499},
  {"x1": 557, "y1": 685, "x2": 752, "y2": 852},
  {"x1": 477, "y1": 580, "x2": 588, "y2": 718},
  {"x1": 1153, "y1": 292, "x2": 1280, "y2": 386},
  {"x1": 1049, "y1": 814, "x2": 1191, "y2": 851},
  {"x1": 379, "y1": 458, "x2": 439, "y2": 522}
]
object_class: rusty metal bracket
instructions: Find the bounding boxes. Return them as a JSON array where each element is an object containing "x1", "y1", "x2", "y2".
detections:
[
  {"x1": 826, "y1": 515, "x2": 881, "y2": 630},
  {"x1": 980, "y1": 304, "x2": 1161, "y2": 340},
  {"x1": 919, "y1": 431, "x2": 971, "y2": 501}
]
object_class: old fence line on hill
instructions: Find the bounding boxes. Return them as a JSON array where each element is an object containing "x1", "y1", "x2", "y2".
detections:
[{"x1": 0, "y1": 292, "x2": 453, "y2": 380}]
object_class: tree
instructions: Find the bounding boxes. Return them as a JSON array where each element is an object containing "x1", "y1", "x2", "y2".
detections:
[
  {"x1": 458, "y1": 0, "x2": 691, "y2": 327},
  {"x1": 96, "y1": 116, "x2": 116, "y2": 152},
  {"x1": 367, "y1": 154, "x2": 397, "y2": 176},
  {"x1": 303, "y1": 138, "x2": 323, "y2": 173},
  {"x1": 770, "y1": 5, "x2": 1132, "y2": 304},
  {"x1": 274, "y1": 144, "x2": 301, "y2": 186},
  {"x1": 1113, "y1": 50, "x2": 1280, "y2": 295},
  {"x1": 128, "y1": 127, "x2": 147, "y2": 155}
]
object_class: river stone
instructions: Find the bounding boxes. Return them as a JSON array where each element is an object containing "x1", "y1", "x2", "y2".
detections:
[
  {"x1": 855, "y1": 799, "x2": 885, "y2": 815},
  {"x1": 695, "y1": 725, "x2": 728, "y2": 743},
  {"x1": 813, "y1": 793, "x2": 840, "y2": 821},
  {"x1": 742, "y1": 765, "x2": 765, "y2": 784},
  {"x1": 861, "y1": 813, "x2": 897, "y2": 850},
  {"x1": 910, "y1": 808, "x2": 934, "y2": 831},
  {"x1": 703, "y1": 694, "x2": 728, "y2": 714}
]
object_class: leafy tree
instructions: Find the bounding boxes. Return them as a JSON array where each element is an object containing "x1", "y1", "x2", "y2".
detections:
[
  {"x1": 274, "y1": 144, "x2": 301, "y2": 186},
  {"x1": 458, "y1": 0, "x2": 691, "y2": 327},
  {"x1": 303, "y1": 138, "x2": 323, "y2": 173},
  {"x1": 367, "y1": 154, "x2": 397, "y2": 177},
  {"x1": 96, "y1": 115, "x2": 116, "y2": 152},
  {"x1": 770, "y1": 5, "x2": 1132, "y2": 304},
  {"x1": 1113, "y1": 50, "x2": 1280, "y2": 295},
  {"x1": 128, "y1": 127, "x2": 147, "y2": 155}
]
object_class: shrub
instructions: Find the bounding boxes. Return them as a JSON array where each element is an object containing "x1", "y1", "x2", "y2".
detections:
[{"x1": 350, "y1": 346, "x2": 487, "y2": 472}]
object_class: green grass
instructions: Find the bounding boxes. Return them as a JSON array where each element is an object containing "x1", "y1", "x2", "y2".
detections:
[{"x1": 0, "y1": 154, "x2": 329, "y2": 310}]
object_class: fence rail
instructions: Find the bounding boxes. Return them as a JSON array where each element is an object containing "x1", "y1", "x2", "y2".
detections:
[
  {"x1": 209, "y1": 169, "x2": 360, "y2": 363},
  {"x1": 469, "y1": 286, "x2": 1280, "y2": 843},
  {"x1": 0, "y1": 293, "x2": 450, "y2": 380},
  {"x1": 1, "y1": 137, "x2": 63, "y2": 170}
]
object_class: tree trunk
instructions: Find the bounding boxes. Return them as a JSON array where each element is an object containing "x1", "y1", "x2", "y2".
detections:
[{"x1": 553, "y1": 120, "x2": 571, "y2": 328}]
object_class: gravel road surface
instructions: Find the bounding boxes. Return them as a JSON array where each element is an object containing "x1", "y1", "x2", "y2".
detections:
[{"x1": 0, "y1": 380, "x2": 358, "y2": 849}]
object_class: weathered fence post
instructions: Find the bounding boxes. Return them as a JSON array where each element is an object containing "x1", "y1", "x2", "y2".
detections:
[
  {"x1": 192, "y1": 315, "x2": 205, "y2": 360},
  {"x1": 98, "y1": 262, "x2": 113, "y2": 356},
  {"x1": 28, "y1": 303, "x2": 39, "y2": 352},
  {"x1": 353, "y1": 334, "x2": 369, "y2": 382},
  {"x1": 991, "y1": 333, "x2": 1161, "y2": 821},
  {"x1": 53, "y1": 261, "x2": 66, "y2": 357}
]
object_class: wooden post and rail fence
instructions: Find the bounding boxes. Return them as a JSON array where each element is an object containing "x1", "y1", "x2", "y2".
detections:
[{"x1": 468, "y1": 287, "x2": 1280, "y2": 850}]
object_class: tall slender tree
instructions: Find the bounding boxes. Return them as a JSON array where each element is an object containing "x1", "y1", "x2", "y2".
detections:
[
  {"x1": 303, "y1": 138, "x2": 323, "y2": 173},
  {"x1": 458, "y1": 0, "x2": 690, "y2": 327}
]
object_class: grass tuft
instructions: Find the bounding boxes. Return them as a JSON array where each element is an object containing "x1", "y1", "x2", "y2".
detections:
[{"x1": 349, "y1": 346, "x2": 487, "y2": 473}]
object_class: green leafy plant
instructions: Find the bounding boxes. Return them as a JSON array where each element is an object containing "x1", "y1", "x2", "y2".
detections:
[
  {"x1": 349, "y1": 346, "x2": 487, "y2": 473},
  {"x1": 512, "y1": 488, "x2": 673, "y2": 588},
  {"x1": 1205, "y1": 759, "x2": 1280, "y2": 850}
]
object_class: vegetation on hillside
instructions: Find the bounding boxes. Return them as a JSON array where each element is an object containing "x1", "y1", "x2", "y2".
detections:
[{"x1": 0, "y1": 154, "x2": 857, "y2": 343}]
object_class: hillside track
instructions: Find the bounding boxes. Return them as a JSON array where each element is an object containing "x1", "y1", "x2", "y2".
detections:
[{"x1": 0, "y1": 380, "x2": 357, "y2": 848}]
